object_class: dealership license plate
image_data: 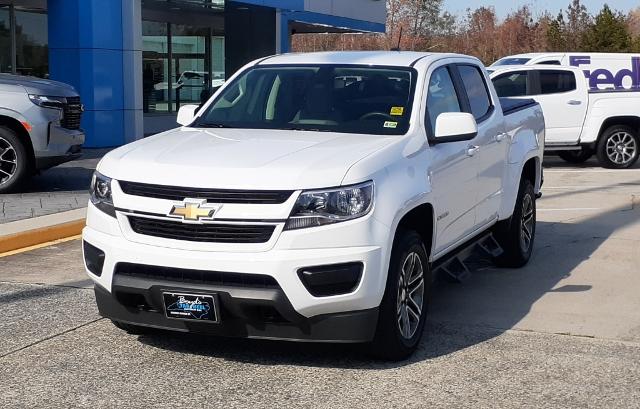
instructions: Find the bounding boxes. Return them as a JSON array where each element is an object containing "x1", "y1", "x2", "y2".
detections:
[{"x1": 163, "y1": 292, "x2": 219, "y2": 322}]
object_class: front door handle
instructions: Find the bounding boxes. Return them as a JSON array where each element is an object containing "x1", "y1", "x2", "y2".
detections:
[
  {"x1": 568, "y1": 100, "x2": 583, "y2": 106},
  {"x1": 467, "y1": 145, "x2": 480, "y2": 157},
  {"x1": 495, "y1": 133, "x2": 507, "y2": 143}
]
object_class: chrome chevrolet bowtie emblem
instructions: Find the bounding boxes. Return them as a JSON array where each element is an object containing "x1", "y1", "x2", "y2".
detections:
[{"x1": 169, "y1": 199, "x2": 219, "y2": 222}]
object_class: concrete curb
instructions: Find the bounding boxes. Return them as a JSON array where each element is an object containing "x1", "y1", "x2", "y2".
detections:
[{"x1": 0, "y1": 208, "x2": 86, "y2": 254}]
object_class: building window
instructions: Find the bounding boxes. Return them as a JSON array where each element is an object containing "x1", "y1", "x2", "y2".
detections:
[
  {"x1": 143, "y1": 21, "x2": 171, "y2": 113},
  {"x1": 0, "y1": 6, "x2": 10, "y2": 74},
  {"x1": 15, "y1": 9, "x2": 48, "y2": 77},
  {"x1": 0, "y1": 5, "x2": 48, "y2": 78},
  {"x1": 143, "y1": 19, "x2": 225, "y2": 115}
]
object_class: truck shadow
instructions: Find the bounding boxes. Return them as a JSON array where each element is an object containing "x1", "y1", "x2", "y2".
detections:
[
  {"x1": 543, "y1": 155, "x2": 640, "y2": 169},
  {"x1": 137, "y1": 200, "x2": 638, "y2": 369}
]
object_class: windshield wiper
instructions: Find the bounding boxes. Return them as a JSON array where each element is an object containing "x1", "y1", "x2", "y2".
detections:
[
  {"x1": 197, "y1": 122, "x2": 235, "y2": 128},
  {"x1": 283, "y1": 126, "x2": 332, "y2": 132}
]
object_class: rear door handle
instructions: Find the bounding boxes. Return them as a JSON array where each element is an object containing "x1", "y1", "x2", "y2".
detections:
[
  {"x1": 495, "y1": 133, "x2": 507, "y2": 143},
  {"x1": 568, "y1": 100, "x2": 582, "y2": 106},
  {"x1": 467, "y1": 145, "x2": 480, "y2": 157}
]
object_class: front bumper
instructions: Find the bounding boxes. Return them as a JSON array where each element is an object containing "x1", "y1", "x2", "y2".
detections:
[
  {"x1": 83, "y1": 202, "x2": 389, "y2": 342},
  {"x1": 94, "y1": 281, "x2": 378, "y2": 343},
  {"x1": 34, "y1": 124, "x2": 85, "y2": 170}
]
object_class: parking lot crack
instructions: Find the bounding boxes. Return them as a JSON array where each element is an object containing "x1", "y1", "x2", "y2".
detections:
[{"x1": 0, "y1": 317, "x2": 105, "y2": 360}]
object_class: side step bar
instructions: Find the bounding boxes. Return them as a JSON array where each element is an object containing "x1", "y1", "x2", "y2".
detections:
[{"x1": 431, "y1": 232, "x2": 504, "y2": 283}]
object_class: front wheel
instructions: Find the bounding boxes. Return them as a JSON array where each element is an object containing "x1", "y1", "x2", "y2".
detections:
[
  {"x1": 369, "y1": 230, "x2": 431, "y2": 361},
  {"x1": 596, "y1": 125, "x2": 639, "y2": 169},
  {"x1": 493, "y1": 178, "x2": 536, "y2": 268},
  {"x1": 0, "y1": 126, "x2": 30, "y2": 194}
]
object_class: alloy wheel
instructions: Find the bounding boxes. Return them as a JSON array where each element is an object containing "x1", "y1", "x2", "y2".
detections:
[
  {"x1": 396, "y1": 252, "x2": 425, "y2": 340},
  {"x1": 0, "y1": 136, "x2": 18, "y2": 185},
  {"x1": 520, "y1": 193, "x2": 535, "y2": 252},
  {"x1": 605, "y1": 132, "x2": 637, "y2": 166}
]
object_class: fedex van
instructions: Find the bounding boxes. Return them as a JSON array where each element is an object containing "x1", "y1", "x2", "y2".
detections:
[{"x1": 490, "y1": 53, "x2": 640, "y2": 93}]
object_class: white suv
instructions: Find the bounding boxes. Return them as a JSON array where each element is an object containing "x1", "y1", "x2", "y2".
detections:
[{"x1": 83, "y1": 52, "x2": 544, "y2": 360}]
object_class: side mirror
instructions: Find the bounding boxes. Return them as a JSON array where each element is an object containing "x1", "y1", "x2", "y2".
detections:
[
  {"x1": 177, "y1": 104, "x2": 200, "y2": 126},
  {"x1": 433, "y1": 112, "x2": 478, "y2": 143}
]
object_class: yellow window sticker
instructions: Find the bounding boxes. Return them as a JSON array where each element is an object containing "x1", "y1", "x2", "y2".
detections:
[
  {"x1": 384, "y1": 121, "x2": 398, "y2": 129},
  {"x1": 390, "y1": 106, "x2": 405, "y2": 116}
]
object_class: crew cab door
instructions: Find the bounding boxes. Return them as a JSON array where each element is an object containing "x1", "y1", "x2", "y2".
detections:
[
  {"x1": 492, "y1": 68, "x2": 588, "y2": 144},
  {"x1": 423, "y1": 64, "x2": 480, "y2": 255},
  {"x1": 454, "y1": 64, "x2": 508, "y2": 227},
  {"x1": 529, "y1": 69, "x2": 587, "y2": 144}
]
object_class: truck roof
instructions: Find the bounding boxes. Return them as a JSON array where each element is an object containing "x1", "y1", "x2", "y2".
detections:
[
  {"x1": 490, "y1": 64, "x2": 583, "y2": 74},
  {"x1": 258, "y1": 51, "x2": 473, "y2": 67}
]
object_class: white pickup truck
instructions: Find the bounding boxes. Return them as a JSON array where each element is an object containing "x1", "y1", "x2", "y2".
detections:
[
  {"x1": 83, "y1": 52, "x2": 544, "y2": 360},
  {"x1": 490, "y1": 65, "x2": 640, "y2": 168}
]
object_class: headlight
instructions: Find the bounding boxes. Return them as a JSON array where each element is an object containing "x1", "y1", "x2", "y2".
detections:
[
  {"x1": 90, "y1": 171, "x2": 115, "y2": 217},
  {"x1": 28, "y1": 94, "x2": 67, "y2": 109},
  {"x1": 284, "y1": 181, "x2": 374, "y2": 230}
]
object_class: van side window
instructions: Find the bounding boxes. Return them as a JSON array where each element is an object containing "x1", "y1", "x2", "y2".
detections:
[
  {"x1": 426, "y1": 66, "x2": 462, "y2": 136},
  {"x1": 458, "y1": 65, "x2": 492, "y2": 121},
  {"x1": 492, "y1": 71, "x2": 528, "y2": 97},
  {"x1": 539, "y1": 70, "x2": 577, "y2": 95},
  {"x1": 536, "y1": 60, "x2": 561, "y2": 65}
]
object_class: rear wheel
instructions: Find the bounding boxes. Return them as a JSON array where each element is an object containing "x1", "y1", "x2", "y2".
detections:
[
  {"x1": 493, "y1": 177, "x2": 536, "y2": 268},
  {"x1": 596, "y1": 125, "x2": 639, "y2": 169},
  {"x1": 558, "y1": 148, "x2": 593, "y2": 164},
  {"x1": 370, "y1": 230, "x2": 431, "y2": 361},
  {"x1": 0, "y1": 126, "x2": 30, "y2": 193}
]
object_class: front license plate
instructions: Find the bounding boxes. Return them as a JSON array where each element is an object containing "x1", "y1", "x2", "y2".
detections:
[{"x1": 163, "y1": 292, "x2": 219, "y2": 322}]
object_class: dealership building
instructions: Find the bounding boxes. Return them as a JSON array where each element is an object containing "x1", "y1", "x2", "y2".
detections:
[{"x1": 0, "y1": 0, "x2": 386, "y2": 147}]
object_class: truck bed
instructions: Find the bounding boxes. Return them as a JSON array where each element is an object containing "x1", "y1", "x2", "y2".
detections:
[{"x1": 500, "y1": 97, "x2": 537, "y2": 116}]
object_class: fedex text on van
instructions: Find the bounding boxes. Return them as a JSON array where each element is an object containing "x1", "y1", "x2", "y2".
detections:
[{"x1": 570, "y1": 55, "x2": 640, "y2": 92}]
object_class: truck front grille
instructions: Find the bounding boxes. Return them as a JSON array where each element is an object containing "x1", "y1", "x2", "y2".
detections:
[
  {"x1": 128, "y1": 216, "x2": 276, "y2": 244},
  {"x1": 61, "y1": 96, "x2": 83, "y2": 130},
  {"x1": 119, "y1": 181, "x2": 293, "y2": 204},
  {"x1": 115, "y1": 263, "x2": 280, "y2": 289}
]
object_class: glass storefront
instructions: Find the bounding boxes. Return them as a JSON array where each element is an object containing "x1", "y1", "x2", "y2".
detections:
[
  {"x1": 143, "y1": 19, "x2": 225, "y2": 114},
  {"x1": 141, "y1": 0, "x2": 226, "y2": 116},
  {"x1": 0, "y1": 4, "x2": 48, "y2": 78},
  {"x1": 0, "y1": 6, "x2": 10, "y2": 74},
  {"x1": 15, "y1": 9, "x2": 48, "y2": 77},
  {"x1": 143, "y1": 21, "x2": 170, "y2": 113}
]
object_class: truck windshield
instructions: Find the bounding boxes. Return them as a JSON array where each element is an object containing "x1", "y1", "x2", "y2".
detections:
[
  {"x1": 492, "y1": 57, "x2": 532, "y2": 66},
  {"x1": 194, "y1": 65, "x2": 416, "y2": 136}
]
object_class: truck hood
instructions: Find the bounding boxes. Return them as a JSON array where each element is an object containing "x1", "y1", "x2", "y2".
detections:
[
  {"x1": 99, "y1": 128, "x2": 396, "y2": 190},
  {"x1": 0, "y1": 74, "x2": 79, "y2": 97}
]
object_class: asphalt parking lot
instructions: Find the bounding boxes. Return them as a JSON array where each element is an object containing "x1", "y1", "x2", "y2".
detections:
[{"x1": 0, "y1": 157, "x2": 639, "y2": 408}]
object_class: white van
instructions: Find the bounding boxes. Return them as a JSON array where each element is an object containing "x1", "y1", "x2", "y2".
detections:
[{"x1": 491, "y1": 53, "x2": 640, "y2": 93}]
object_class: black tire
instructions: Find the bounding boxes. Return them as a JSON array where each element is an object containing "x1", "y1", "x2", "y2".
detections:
[
  {"x1": 558, "y1": 148, "x2": 593, "y2": 164},
  {"x1": 111, "y1": 320, "x2": 155, "y2": 335},
  {"x1": 369, "y1": 230, "x2": 431, "y2": 361},
  {"x1": 596, "y1": 125, "x2": 639, "y2": 169},
  {"x1": 493, "y1": 178, "x2": 536, "y2": 268},
  {"x1": 0, "y1": 126, "x2": 30, "y2": 194}
]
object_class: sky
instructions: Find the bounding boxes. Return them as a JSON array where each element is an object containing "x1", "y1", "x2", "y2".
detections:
[{"x1": 444, "y1": 0, "x2": 639, "y2": 19}]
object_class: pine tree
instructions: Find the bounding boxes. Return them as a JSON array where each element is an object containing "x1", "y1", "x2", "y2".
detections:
[
  {"x1": 546, "y1": 12, "x2": 567, "y2": 51},
  {"x1": 565, "y1": 0, "x2": 591, "y2": 50},
  {"x1": 582, "y1": 4, "x2": 631, "y2": 52}
]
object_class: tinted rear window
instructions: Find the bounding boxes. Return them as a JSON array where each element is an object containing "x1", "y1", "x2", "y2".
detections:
[
  {"x1": 539, "y1": 71, "x2": 577, "y2": 95},
  {"x1": 458, "y1": 65, "x2": 492, "y2": 120},
  {"x1": 492, "y1": 71, "x2": 528, "y2": 97}
]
